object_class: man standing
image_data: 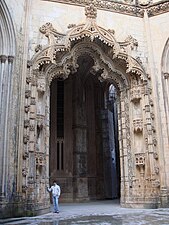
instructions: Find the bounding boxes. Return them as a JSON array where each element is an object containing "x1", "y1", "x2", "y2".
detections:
[{"x1": 47, "y1": 181, "x2": 61, "y2": 213}]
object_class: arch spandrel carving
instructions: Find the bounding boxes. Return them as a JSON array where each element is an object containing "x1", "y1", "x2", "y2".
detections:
[{"x1": 31, "y1": 3, "x2": 147, "y2": 85}]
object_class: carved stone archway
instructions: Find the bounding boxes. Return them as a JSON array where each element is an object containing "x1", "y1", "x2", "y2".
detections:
[{"x1": 23, "y1": 4, "x2": 160, "y2": 213}]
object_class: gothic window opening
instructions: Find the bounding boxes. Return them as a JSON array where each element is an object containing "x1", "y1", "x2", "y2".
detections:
[{"x1": 50, "y1": 79, "x2": 65, "y2": 180}]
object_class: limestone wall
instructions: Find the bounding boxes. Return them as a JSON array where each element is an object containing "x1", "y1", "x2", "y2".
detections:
[{"x1": 149, "y1": 12, "x2": 169, "y2": 189}]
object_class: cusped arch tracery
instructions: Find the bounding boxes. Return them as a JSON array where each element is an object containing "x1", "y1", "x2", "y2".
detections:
[
  {"x1": 33, "y1": 41, "x2": 130, "y2": 91},
  {"x1": 31, "y1": 3, "x2": 148, "y2": 91}
]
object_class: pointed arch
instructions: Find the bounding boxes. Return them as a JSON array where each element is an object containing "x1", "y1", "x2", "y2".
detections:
[
  {"x1": 0, "y1": 0, "x2": 16, "y2": 206},
  {"x1": 161, "y1": 37, "x2": 169, "y2": 152}
]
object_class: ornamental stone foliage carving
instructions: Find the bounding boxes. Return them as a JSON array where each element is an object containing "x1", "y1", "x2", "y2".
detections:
[
  {"x1": 85, "y1": 3, "x2": 97, "y2": 19},
  {"x1": 32, "y1": 3, "x2": 146, "y2": 86}
]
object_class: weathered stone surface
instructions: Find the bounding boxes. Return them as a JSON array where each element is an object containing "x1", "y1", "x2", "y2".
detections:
[{"x1": 0, "y1": 0, "x2": 169, "y2": 219}]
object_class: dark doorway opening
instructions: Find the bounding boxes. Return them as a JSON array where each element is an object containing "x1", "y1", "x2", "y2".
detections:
[{"x1": 49, "y1": 55, "x2": 120, "y2": 202}]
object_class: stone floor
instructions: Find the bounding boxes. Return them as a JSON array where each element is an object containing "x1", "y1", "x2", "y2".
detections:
[{"x1": 1, "y1": 200, "x2": 169, "y2": 225}]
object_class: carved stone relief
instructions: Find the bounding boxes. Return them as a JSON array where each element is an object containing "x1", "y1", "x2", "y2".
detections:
[
  {"x1": 42, "y1": 0, "x2": 169, "y2": 17},
  {"x1": 23, "y1": 3, "x2": 159, "y2": 209}
]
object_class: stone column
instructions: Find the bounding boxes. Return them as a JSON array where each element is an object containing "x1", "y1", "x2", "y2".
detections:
[
  {"x1": 72, "y1": 75, "x2": 89, "y2": 201},
  {"x1": 119, "y1": 89, "x2": 130, "y2": 206},
  {"x1": 144, "y1": 10, "x2": 167, "y2": 206},
  {"x1": 0, "y1": 55, "x2": 14, "y2": 202}
]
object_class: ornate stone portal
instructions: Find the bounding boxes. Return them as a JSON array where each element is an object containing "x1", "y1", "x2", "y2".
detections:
[{"x1": 22, "y1": 3, "x2": 160, "y2": 214}]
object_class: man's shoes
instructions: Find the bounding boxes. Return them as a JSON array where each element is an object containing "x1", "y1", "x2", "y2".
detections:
[{"x1": 54, "y1": 211, "x2": 59, "y2": 213}]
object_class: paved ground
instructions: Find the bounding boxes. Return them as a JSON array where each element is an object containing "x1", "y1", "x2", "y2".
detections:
[{"x1": 1, "y1": 200, "x2": 169, "y2": 225}]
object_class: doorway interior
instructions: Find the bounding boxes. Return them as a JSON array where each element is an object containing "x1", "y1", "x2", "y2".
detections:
[{"x1": 49, "y1": 54, "x2": 120, "y2": 202}]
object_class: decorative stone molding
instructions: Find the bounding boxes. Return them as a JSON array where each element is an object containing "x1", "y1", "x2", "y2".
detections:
[
  {"x1": 23, "y1": 135, "x2": 29, "y2": 144},
  {"x1": 8, "y1": 56, "x2": 14, "y2": 63},
  {"x1": 149, "y1": 99, "x2": 153, "y2": 106},
  {"x1": 22, "y1": 185, "x2": 28, "y2": 193},
  {"x1": 147, "y1": 1, "x2": 169, "y2": 17},
  {"x1": 22, "y1": 168, "x2": 28, "y2": 177},
  {"x1": 25, "y1": 90, "x2": 31, "y2": 98},
  {"x1": 153, "y1": 152, "x2": 158, "y2": 160},
  {"x1": 153, "y1": 138, "x2": 157, "y2": 147},
  {"x1": 27, "y1": 60, "x2": 33, "y2": 68},
  {"x1": 24, "y1": 119, "x2": 30, "y2": 128},
  {"x1": 36, "y1": 152, "x2": 46, "y2": 167},
  {"x1": 26, "y1": 76, "x2": 32, "y2": 84},
  {"x1": 163, "y1": 72, "x2": 169, "y2": 79},
  {"x1": 145, "y1": 104, "x2": 150, "y2": 112},
  {"x1": 152, "y1": 179, "x2": 160, "y2": 188},
  {"x1": 42, "y1": 0, "x2": 169, "y2": 17},
  {"x1": 42, "y1": 0, "x2": 145, "y2": 17},
  {"x1": 133, "y1": 118, "x2": 143, "y2": 133},
  {"x1": 33, "y1": 3, "x2": 147, "y2": 85},
  {"x1": 154, "y1": 166, "x2": 159, "y2": 175},
  {"x1": 85, "y1": 3, "x2": 97, "y2": 19},
  {"x1": 0, "y1": 55, "x2": 7, "y2": 63},
  {"x1": 25, "y1": 105, "x2": 30, "y2": 113},
  {"x1": 135, "y1": 153, "x2": 145, "y2": 167},
  {"x1": 130, "y1": 86, "x2": 142, "y2": 103},
  {"x1": 35, "y1": 44, "x2": 42, "y2": 53},
  {"x1": 23, "y1": 151, "x2": 29, "y2": 159},
  {"x1": 30, "y1": 97, "x2": 36, "y2": 105},
  {"x1": 28, "y1": 176, "x2": 35, "y2": 184},
  {"x1": 29, "y1": 124, "x2": 35, "y2": 131},
  {"x1": 37, "y1": 79, "x2": 46, "y2": 93}
]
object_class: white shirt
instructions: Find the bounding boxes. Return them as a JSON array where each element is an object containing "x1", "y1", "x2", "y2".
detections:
[{"x1": 48, "y1": 184, "x2": 61, "y2": 197}]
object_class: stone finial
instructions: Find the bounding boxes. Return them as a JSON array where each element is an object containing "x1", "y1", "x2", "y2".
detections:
[{"x1": 85, "y1": 4, "x2": 97, "y2": 19}]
